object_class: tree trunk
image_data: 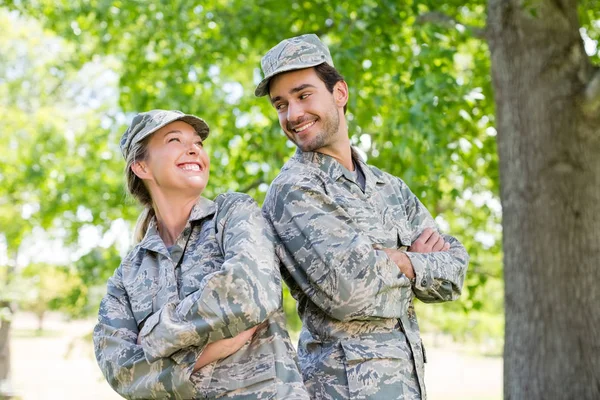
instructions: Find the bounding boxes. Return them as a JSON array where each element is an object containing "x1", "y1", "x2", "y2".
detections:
[
  {"x1": 487, "y1": 0, "x2": 600, "y2": 399},
  {"x1": 36, "y1": 312, "x2": 44, "y2": 333},
  {"x1": 0, "y1": 253, "x2": 16, "y2": 398},
  {"x1": 0, "y1": 304, "x2": 11, "y2": 395}
]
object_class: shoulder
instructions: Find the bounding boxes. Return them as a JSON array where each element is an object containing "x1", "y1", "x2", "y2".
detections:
[
  {"x1": 268, "y1": 162, "x2": 326, "y2": 197},
  {"x1": 120, "y1": 244, "x2": 143, "y2": 270},
  {"x1": 113, "y1": 244, "x2": 146, "y2": 284},
  {"x1": 214, "y1": 191, "x2": 256, "y2": 207},
  {"x1": 362, "y1": 162, "x2": 394, "y2": 183},
  {"x1": 213, "y1": 192, "x2": 260, "y2": 220},
  {"x1": 363, "y1": 162, "x2": 411, "y2": 191}
]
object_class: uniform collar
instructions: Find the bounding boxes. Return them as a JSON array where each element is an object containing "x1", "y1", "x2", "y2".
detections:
[
  {"x1": 292, "y1": 146, "x2": 386, "y2": 186},
  {"x1": 188, "y1": 196, "x2": 217, "y2": 222},
  {"x1": 138, "y1": 196, "x2": 216, "y2": 253}
]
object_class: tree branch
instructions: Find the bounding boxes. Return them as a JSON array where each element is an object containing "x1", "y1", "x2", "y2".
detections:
[
  {"x1": 416, "y1": 11, "x2": 488, "y2": 40},
  {"x1": 239, "y1": 178, "x2": 265, "y2": 193}
]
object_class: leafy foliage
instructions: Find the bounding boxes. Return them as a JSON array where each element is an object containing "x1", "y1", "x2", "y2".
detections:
[
  {"x1": 18, "y1": 263, "x2": 84, "y2": 329},
  {"x1": 1, "y1": 1, "x2": 598, "y2": 340}
]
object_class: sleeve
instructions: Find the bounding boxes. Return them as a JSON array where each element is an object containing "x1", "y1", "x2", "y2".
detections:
[
  {"x1": 263, "y1": 179, "x2": 413, "y2": 322},
  {"x1": 93, "y1": 265, "x2": 196, "y2": 400},
  {"x1": 138, "y1": 194, "x2": 281, "y2": 362},
  {"x1": 397, "y1": 178, "x2": 470, "y2": 303}
]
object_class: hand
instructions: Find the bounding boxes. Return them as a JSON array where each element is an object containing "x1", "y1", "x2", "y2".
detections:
[
  {"x1": 408, "y1": 228, "x2": 450, "y2": 253},
  {"x1": 192, "y1": 325, "x2": 259, "y2": 372},
  {"x1": 382, "y1": 248, "x2": 415, "y2": 280}
]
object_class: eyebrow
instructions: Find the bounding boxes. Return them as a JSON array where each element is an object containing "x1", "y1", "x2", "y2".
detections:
[
  {"x1": 270, "y1": 83, "x2": 317, "y2": 104},
  {"x1": 163, "y1": 130, "x2": 202, "y2": 140}
]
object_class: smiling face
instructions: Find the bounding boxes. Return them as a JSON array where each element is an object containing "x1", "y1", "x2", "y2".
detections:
[
  {"x1": 132, "y1": 120, "x2": 210, "y2": 200},
  {"x1": 269, "y1": 67, "x2": 348, "y2": 155}
]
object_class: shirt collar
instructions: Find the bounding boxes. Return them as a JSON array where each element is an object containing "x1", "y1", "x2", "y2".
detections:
[
  {"x1": 138, "y1": 196, "x2": 216, "y2": 253},
  {"x1": 292, "y1": 146, "x2": 386, "y2": 185},
  {"x1": 188, "y1": 196, "x2": 217, "y2": 222}
]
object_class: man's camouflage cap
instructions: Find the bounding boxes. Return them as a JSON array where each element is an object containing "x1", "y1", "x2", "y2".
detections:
[
  {"x1": 120, "y1": 109, "x2": 209, "y2": 159},
  {"x1": 254, "y1": 33, "x2": 334, "y2": 97}
]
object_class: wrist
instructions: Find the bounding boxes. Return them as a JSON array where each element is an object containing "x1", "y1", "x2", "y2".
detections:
[{"x1": 399, "y1": 251, "x2": 416, "y2": 280}]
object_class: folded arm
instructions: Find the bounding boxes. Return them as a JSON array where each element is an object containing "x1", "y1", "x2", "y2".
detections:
[
  {"x1": 396, "y1": 178, "x2": 470, "y2": 303},
  {"x1": 139, "y1": 195, "x2": 281, "y2": 362},
  {"x1": 265, "y1": 181, "x2": 413, "y2": 322},
  {"x1": 93, "y1": 267, "x2": 196, "y2": 399}
]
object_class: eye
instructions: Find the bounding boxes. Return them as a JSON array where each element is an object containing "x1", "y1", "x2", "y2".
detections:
[
  {"x1": 168, "y1": 137, "x2": 180, "y2": 143},
  {"x1": 195, "y1": 141, "x2": 204, "y2": 147},
  {"x1": 300, "y1": 93, "x2": 311, "y2": 100},
  {"x1": 275, "y1": 103, "x2": 286, "y2": 111}
]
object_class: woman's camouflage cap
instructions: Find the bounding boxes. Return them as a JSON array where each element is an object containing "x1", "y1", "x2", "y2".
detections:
[
  {"x1": 254, "y1": 33, "x2": 334, "y2": 97},
  {"x1": 119, "y1": 109, "x2": 210, "y2": 159}
]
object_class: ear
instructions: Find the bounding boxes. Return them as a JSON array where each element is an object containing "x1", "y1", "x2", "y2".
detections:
[
  {"x1": 131, "y1": 161, "x2": 151, "y2": 180},
  {"x1": 333, "y1": 80, "x2": 349, "y2": 109}
]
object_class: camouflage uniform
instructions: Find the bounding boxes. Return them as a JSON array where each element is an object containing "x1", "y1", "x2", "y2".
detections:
[
  {"x1": 262, "y1": 148, "x2": 470, "y2": 400},
  {"x1": 94, "y1": 193, "x2": 309, "y2": 399}
]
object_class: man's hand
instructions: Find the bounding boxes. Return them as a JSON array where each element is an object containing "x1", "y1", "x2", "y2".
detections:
[
  {"x1": 382, "y1": 248, "x2": 415, "y2": 280},
  {"x1": 409, "y1": 228, "x2": 450, "y2": 253},
  {"x1": 192, "y1": 325, "x2": 259, "y2": 372},
  {"x1": 376, "y1": 228, "x2": 449, "y2": 281}
]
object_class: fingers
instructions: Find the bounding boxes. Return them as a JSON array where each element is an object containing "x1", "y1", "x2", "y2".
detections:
[
  {"x1": 410, "y1": 228, "x2": 451, "y2": 253},
  {"x1": 424, "y1": 229, "x2": 440, "y2": 245},
  {"x1": 416, "y1": 228, "x2": 435, "y2": 245},
  {"x1": 431, "y1": 234, "x2": 446, "y2": 252},
  {"x1": 409, "y1": 228, "x2": 434, "y2": 252},
  {"x1": 237, "y1": 326, "x2": 258, "y2": 342}
]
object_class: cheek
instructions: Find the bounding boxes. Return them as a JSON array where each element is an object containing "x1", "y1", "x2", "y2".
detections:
[
  {"x1": 277, "y1": 113, "x2": 287, "y2": 128},
  {"x1": 201, "y1": 151, "x2": 210, "y2": 168}
]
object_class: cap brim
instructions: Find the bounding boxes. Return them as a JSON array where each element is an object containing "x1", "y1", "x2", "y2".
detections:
[
  {"x1": 178, "y1": 115, "x2": 210, "y2": 140},
  {"x1": 254, "y1": 61, "x2": 327, "y2": 97},
  {"x1": 131, "y1": 114, "x2": 210, "y2": 149}
]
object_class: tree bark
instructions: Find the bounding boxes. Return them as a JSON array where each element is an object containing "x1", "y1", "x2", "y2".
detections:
[
  {"x1": 0, "y1": 304, "x2": 11, "y2": 394},
  {"x1": 487, "y1": 0, "x2": 600, "y2": 399},
  {"x1": 0, "y1": 254, "x2": 15, "y2": 397}
]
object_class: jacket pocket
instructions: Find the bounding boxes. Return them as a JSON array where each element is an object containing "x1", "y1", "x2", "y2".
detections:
[
  {"x1": 341, "y1": 337, "x2": 420, "y2": 400},
  {"x1": 201, "y1": 352, "x2": 277, "y2": 399}
]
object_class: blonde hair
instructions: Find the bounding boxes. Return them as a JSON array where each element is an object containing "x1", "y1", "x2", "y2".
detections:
[{"x1": 125, "y1": 138, "x2": 155, "y2": 243}]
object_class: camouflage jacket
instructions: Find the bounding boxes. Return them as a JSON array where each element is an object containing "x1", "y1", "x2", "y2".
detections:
[
  {"x1": 262, "y1": 148, "x2": 469, "y2": 400},
  {"x1": 93, "y1": 193, "x2": 309, "y2": 399}
]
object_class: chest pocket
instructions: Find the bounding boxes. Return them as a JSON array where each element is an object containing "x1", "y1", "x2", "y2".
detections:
[
  {"x1": 382, "y1": 205, "x2": 413, "y2": 249},
  {"x1": 330, "y1": 189, "x2": 398, "y2": 250},
  {"x1": 123, "y1": 260, "x2": 160, "y2": 329}
]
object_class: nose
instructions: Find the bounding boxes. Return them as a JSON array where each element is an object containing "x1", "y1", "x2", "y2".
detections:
[
  {"x1": 287, "y1": 102, "x2": 304, "y2": 125},
  {"x1": 186, "y1": 142, "x2": 198, "y2": 155}
]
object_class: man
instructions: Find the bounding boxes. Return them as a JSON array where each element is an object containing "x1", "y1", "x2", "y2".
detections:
[{"x1": 256, "y1": 34, "x2": 469, "y2": 400}]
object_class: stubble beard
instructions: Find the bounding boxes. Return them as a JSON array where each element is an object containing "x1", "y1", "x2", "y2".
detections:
[{"x1": 295, "y1": 106, "x2": 340, "y2": 153}]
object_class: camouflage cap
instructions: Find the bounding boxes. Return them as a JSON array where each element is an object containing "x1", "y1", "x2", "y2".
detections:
[
  {"x1": 119, "y1": 109, "x2": 210, "y2": 159},
  {"x1": 254, "y1": 33, "x2": 334, "y2": 97}
]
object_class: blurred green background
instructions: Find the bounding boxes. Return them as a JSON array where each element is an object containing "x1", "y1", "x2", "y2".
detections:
[{"x1": 0, "y1": 1, "x2": 598, "y2": 399}]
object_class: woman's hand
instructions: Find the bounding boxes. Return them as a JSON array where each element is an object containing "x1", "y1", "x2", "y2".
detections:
[{"x1": 192, "y1": 325, "x2": 259, "y2": 372}]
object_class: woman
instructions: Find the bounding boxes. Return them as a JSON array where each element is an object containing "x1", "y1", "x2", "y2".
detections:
[{"x1": 93, "y1": 109, "x2": 308, "y2": 399}]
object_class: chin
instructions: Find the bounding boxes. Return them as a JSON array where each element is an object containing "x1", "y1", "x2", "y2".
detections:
[
  {"x1": 297, "y1": 139, "x2": 323, "y2": 153},
  {"x1": 184, "y1": 178, "x2": 208, "y2": 191}
]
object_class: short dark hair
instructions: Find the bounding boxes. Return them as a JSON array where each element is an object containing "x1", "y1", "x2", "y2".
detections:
[{"x1": 314, "y1": 63, "x2": 347, "y2": 114}]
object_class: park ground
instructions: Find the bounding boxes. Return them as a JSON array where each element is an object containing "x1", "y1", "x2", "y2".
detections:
[{"x1": 8, "y1": 312, "x2": 502, "y2": 399}]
